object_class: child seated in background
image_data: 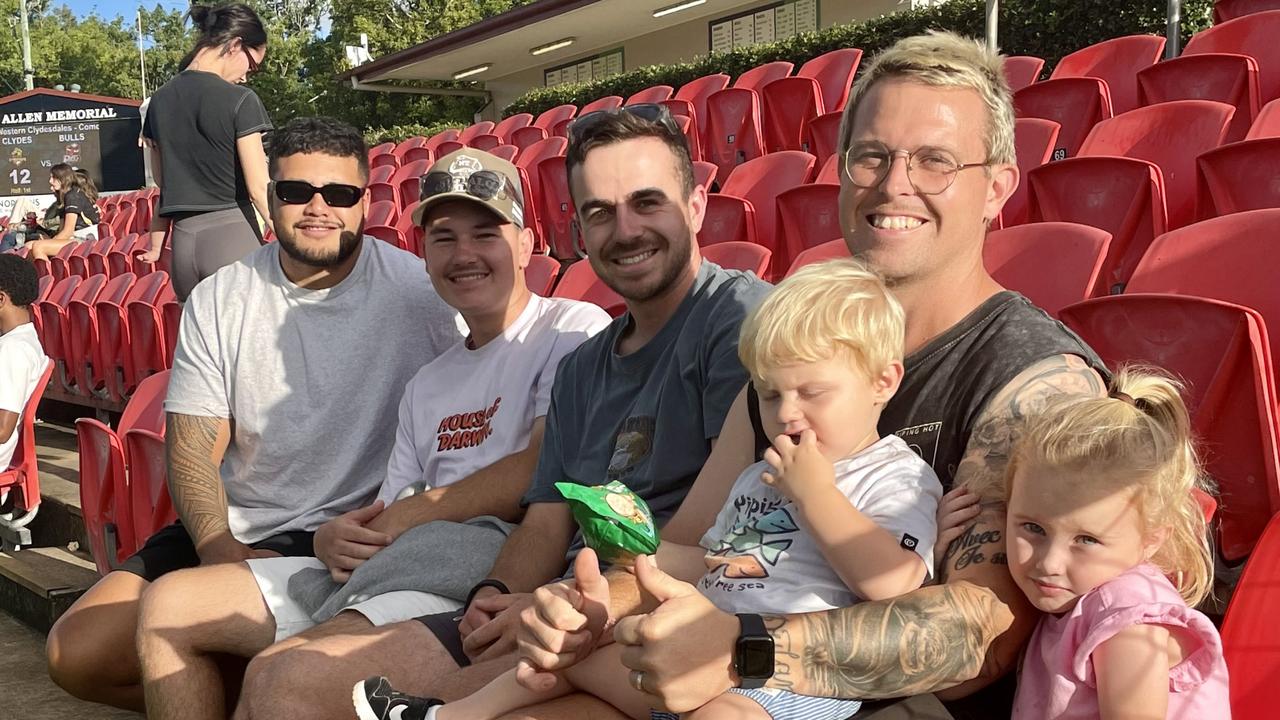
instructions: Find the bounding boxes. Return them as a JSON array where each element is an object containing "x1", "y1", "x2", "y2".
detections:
[
  {"x1": 938, "y1": 367, "x2": 1231, "y2": 719},
  {"x1": 354, "y1": 258, "x2": 943, "y2": 720}
]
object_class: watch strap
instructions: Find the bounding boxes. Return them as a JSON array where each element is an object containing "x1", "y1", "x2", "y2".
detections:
[{"x1": 735, "y1": 612, "x2": 773, "y2": 689}]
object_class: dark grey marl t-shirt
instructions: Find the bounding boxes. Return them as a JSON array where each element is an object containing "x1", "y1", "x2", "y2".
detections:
[{"x1": 523, "y1": 261, "x2": 772, "y2": 525}]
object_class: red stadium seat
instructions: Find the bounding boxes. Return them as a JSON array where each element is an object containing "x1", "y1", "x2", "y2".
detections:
[
  {"x1": 774, "y1": 184, "x2": 842, "y2": 282},
  {"x1": 704, "y1": 62, "x2": 795, "y2": 180},
  {"x1": 1215, "y1": 0, "x2": 1280, "y2": 22},
  {"x1": 75, "y1": 369, "x2": 169, "y2": 573},
  {"x1": 457, "y1": 121, "x2": 497, "y2": 146},
  {"x1": 665, "y1": 73, "x2": 732, "y2": 157},
  {"x1": 434, "y1": 140, "x2": 465, "y2": 158},
  {"x1": 785, "y1": 238, "x2": 850, "y2": 276},
  {"x1": 801, "y1": 111, "x2": 843, "y2": 164},
  {"x1": 626, "y1": 85, "x2": 674, "y2": 105},
  {"x1": 47, "y1": 274, "x2": 105, "y2": 391},
  {"x1": 370, "y1": 153, "x2": 399, "y2": 173},
  {"x1": 162, "y1": 302, "x2": 180, "y2": 362},
  {"x1": 369, "y1": 165, "x2": 396, "y2": 185},
  {"x1": 394, "y1": 205, "x2": 425, "y2": 257},
  {"x1": 535, "y1": 156, "x2": 577, "y2": 259},
  {"x1": 1014, "y1": 77, "x2": 1112, "y2": 159},
  {"x1": 1195, "y1": 137, "x2": 1280, "y2": 219},
  {"x1": 32, "y1": 275, "x2": 78, "y2": 345},
  {"x1": 1003, "y1": 55, "x2": 1045, "y2": 92},
  {"x1": 67, "y1": 272, "x2": 135, "y2": 397},
  {"x1": 1138, "y1": 53, "x2": 1260, "y2": 142},
  {"x1": 1127, "y1": 209, "x2": 1280, "y2": 372},
  {"x1": 106, "y1": 234, "x2": 143, "y2": 279},
  {"x1": 552, "y1": 260, "x2": 626, "y2": 317},
  {"x1": 1061, "y1": 294, "x2": 1280, "y2": 561},
  {"x1": 366, "y1": 200, "x2": 399, "y2": 228},
  {"x1": 511, "y1": 125, "x2": 549, "y2": 151},
  {"x1": 736, "y1": 61, "x2": 794, "y2": 91},
  {"x1": 1248, "y1": 97, "x2": 1280, "y2": 136},
  {"x1": 103, "y1": 272, "x2": 173, "y2": 402},
  {"x1": 423, "y1": 128, "x2": 461, "y2": 155},
  {"x1": 468, "y1": 134, "x2": 502, "y2": 151},
  {"x1": 983, "y1": 222, "x2": 1111, "y2": 316},
  {"x1": 494, "y1": 113, "x2": 533, "y2": 145},
  {"x1": 1222, "y1": 512, "x2": 1280, "y2": 720},
  {"x1": 815, "y1": 153, "x2": 841, "y2": 184},
  {"x1": 692, "y1": 160, "x2": 718, "y2": 191},
  {"x1": 75, "y1": 236, "x2": 114, "y2": 279},
  {"x1": 369, "y1": 141, "x2": 395, "y2": 157},
  {"x1": 720, "y1": 151, "x2": 816, "y2": 258},
  {"x1": 1185, "y1": 10, "x2": 1280, "y2": 105},
  {"x1": 761, "y1": 49, "x2": 862, "y2": 153},
  {"x1": 36, "y1": 275, "x2": 52, "y2": 302},
  {"x1": 46, "y1": 241, "x2": 78, "y2": 282},
  {"x1": 367, "y1": 182, "x2": 397, "y2": 207},
  {"x1": 580, "y1": 96, "x2": 623, "y2": 115},
  {"x1": 515, "y1": 137, "x2": 568, "y2": 250},
  {"x1": 393, "y1": 136, "x2": 427, "y2": 156},
  {"x1": 392, "y1": 159, "x2": 432, "y2": 212},
  {"x1": 524, "y1": 254, "x2": 560, "y2": 296},
  {"x1": 702, "y1": 240, "x2": 771, "y2": 277},
  {"x1": 533, "y1": 104, "x2": 577, "y2": 132},
  {"x1": 403, "y1": 146, "x2": 434, "y2": 166},
  {"x1": 366, "y1": 226, "x2": 409, "y2": 252},
  {"x1": 124, "y1": 426, "x2": 178, "y2": 553},
  {"x1": 1051, "y1": 34, "x2": 1166, "y2": 114},
  {"x1": 0, "y1": 362, "x2": 52, "y2": 548},
  {"x1": 125, "y1": 296, "x2": 174, "y2": 389},
  {"x1": 673, "y1": 114, "x2": 701, "y2": 163},
  {"x1": 697, "y1": 195, "x2": 758, "y2": 249},
  {"x1": 1002, "y1": 118, "x2": 1060, "y2": 228},
  {"x1": 1028, "y1": 100, "x2": 1234, "y2": 293},
  {"x1": 490, "y1": 144, "x2": 520, "y2": 163}
]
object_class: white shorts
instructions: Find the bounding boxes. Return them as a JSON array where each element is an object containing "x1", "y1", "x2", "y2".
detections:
[{"x1": 246, "y1": 556, "x2": 461, "y2": 643}]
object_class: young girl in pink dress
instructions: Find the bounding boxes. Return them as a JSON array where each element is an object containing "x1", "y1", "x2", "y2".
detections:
[{"x1": 944, "y1": 366, "x2": 1231, "y2": 719}]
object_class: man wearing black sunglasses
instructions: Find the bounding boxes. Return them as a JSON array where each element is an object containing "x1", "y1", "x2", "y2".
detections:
[{"x1": 53, "y1": 116, "x2": 463, "y2": 716}]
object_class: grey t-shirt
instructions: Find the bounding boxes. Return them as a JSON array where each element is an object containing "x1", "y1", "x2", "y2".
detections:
[
  {"x1": 523, "y1": 261, "x2": 771, "y2": 524},
  {"x1": 164, "y1": 237, "x2": 462, "y2": 543}
]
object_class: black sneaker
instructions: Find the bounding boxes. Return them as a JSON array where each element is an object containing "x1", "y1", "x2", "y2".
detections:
[{"x1": 352, "y1": 675, "x2": 444, "y2": 720}]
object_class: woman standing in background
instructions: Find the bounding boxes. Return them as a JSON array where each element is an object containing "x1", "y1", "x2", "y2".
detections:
[{"x1": 138, "y1": 2, "x2": 272, "y2": 299}]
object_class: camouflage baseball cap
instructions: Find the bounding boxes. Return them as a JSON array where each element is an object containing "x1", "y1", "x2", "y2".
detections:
[{"x1": 411, "y1": 148, "x2": 526, "y2": 229}]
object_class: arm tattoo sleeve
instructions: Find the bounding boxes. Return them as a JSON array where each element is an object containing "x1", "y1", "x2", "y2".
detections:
[
  {"x1": 763, "y1": 355, "x2": 1104, "y2": 699},
  {"x1": 165, "y1": 413, "x2": 231, "y2": 545}
]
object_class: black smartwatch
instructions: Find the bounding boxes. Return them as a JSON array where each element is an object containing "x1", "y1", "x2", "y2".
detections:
[{"x1": 734, "y1": 613, "x2": 774, "y2": 689}]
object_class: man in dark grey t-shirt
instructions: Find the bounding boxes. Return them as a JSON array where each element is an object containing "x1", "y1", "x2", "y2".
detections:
[{"x1": 232, "y1": 108, "x2": 771, "y2": 720}]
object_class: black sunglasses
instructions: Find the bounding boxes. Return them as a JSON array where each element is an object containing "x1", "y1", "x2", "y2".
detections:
[
  {"x1": 420, "y1": 170, "x2": 521, "y2": 207},
  {"x1": 273, "y1": 180, "x2": 364, "y2": 208},
  {"x1": 567, "y1": 103, "x2": 687, "y2": 150},
  {"x1": 242, "y1": 46, "x2": 261, "y2": 75}
]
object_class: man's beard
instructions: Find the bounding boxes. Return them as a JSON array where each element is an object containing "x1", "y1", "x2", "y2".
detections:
[{"x1": 277, "y1": 219, "x2": 365, "y2": 269}]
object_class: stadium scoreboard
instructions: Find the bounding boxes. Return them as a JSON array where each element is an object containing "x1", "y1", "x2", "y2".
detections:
[{"x1": 0, "y1": 89, "x2": 144, "y2": 198}]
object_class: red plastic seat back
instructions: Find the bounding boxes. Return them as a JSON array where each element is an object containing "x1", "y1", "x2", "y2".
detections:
[
  {"x1": 533, "y1": 104, "x2": 578, "y2": 131},
  {"x1": 1127, "y1": 208, "x2": 1280, "y2": 370},
  {"x1": 799, "y1": 48, "x2": 862, "y2": 113},
  {"x1": 457, "y1": 121, "x2": 497, "y2": 146},
  {"x1": 801, "y1": 111, "x2": 843, "y2": 164},
  {"x1": 1014, "y1": 78, "x2": 1113, "y2": 159},
  {"x1": 1080, "y1": 100, "x2": 1235, "y2": 229},
  {"x1": 1222, "y1": 512, "x2": 1280, "y2": 719},
  {"x1": 762, "y1": 77, "x2": 825, "y2": 153},
  {"x1": 0, "y1": 363, "x2": 52, "y2": 517},
  {"x1": 815, "y1": 154, "x2": 841, "y2": 184},
  {"x1": 423, "y1": 128, "x2": 461, "y2": 155},
  {"x1": 75, "y1": 418, "x2": 130, "y2": 573},
  {"x1": 494, "y1": 113, "x2": 533, "y2": 144},
  {"x1": 721, "y1": 151, "x2": 816, "y2": 253},
  {"x1": 435, "y1": 140, "x2": 465, "y2": 157},
  {"x1": 1215, "y1": 0, "x2": 1280, "y2": 22},
  {"x1": 125, "y1": 427, "x2": 178, "y2": 550},
  {"x1": 702, "y1": 240, "x2": 771, "y2": 278},
  {"x1": 395, "y1": 204, "x2": 426, "y2": 257},
  {"x1": 704, "y1": 87, "x2": 766, "y2": 181},
  {"x1": 369, "y1": 165, "x2": 396, "y2": 185},
  {"x1": 535, "y1": 156, "x2": 577, "y2": 259},
  {"x1": 524, "y1": 254, "x2": 560, "y2": 296},
  {"x1": 983, "y1": 222, "x2": 1111, "y2": 316},
  {"x1": 370, "y1": 153, "x2": 399, "y2": 172},
  {"x1": 1137, "y1": 53, "x2": 1260, "y2": 142},
  {"x1": 1248, "y1": 97, "x2": 1280, "y2": 137},
  {"x1": 579, "y1": 96, "x2": 623, "y2": 115},
  {"x1": 1004, "y1": 118, "x2": 1061, "y2": 228},
  {"x1": 674, "y1": 73, "x2": 732, "y2": 151},
  {"x1": 1185, "y1": 10, "x2": 1280, "y2": 103},
  {"x1": 552, "y1": 260, "x2": 626, "y2": 317},
  {"x1": 403, "y1": 146, "x2": 434, "y2": 166},
  {"x1": 785, "y1": 238, "x2": 850, "y2": 277},
  {"x1": 1003, "y1": 55, "x2": 1045, "y2": 92},
  {"x1": 774, "y1": 184, "x2": 842, "y2": 282},
  {"x1": 734, "y1": 61, "x2": 794, "y2": 91},
  {"x1": 1050, "y1": 34, "x2": 1166, "y2": 114},
  {"x1": 1195, "y1": 137, "x2": 1280, "y2": 219},
  {"x1": 692, "y1": 161, "x2": 718, "y2": 191},
  {"x1": 1060, "y1": 294, "x2": 1280, "y2": 561},
  {"x1": 393, "y1": 136, "x2": 426, "y2": 155},
  {"x1": 366, "y1": 200, "x2": 398, "y2": 228},
  {"x1": 511, "y1": 126, "x2": 548, "y2": 151},
  {"x1": 697, "y1": 195, "x2": 757, "y2": 249},
  {"x1": 490, "y1": 145, "x2": 519, "y2": 163},
  {"x1": 468, "y1": 134, "x2": 502, "y2": 152},
  {"x1": 626, "y1": 85, "x2": 674, "y2": 105},
  {"x1": 1028, "y1": 156, "x2": 1165, "y2": 295},
  {"x1": 369, "y1": 141, "x2": 395, "y2": 156}
]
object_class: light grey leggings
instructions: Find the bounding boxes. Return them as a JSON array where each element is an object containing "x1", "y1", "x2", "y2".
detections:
[{"x1": 170, "y1": 206, "x2": 262, "y2": 300}]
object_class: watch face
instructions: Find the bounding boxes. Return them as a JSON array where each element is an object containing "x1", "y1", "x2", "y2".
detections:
[{"x1": 738, "y1": 636, "x2": 773, "y2": 678}]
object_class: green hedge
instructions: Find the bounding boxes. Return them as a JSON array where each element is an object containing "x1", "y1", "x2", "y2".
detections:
[
  {"x1": 363, "y1": 121, "x2": 465, "y2": 148},
  {"x1": 503, "y1": 0, "x2": 1213, "y2": 118}
]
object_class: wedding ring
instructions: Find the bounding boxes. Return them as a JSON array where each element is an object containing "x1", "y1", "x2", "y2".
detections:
[{"x1": 629, "y1": 669, "x2": 647, "y2": 693}]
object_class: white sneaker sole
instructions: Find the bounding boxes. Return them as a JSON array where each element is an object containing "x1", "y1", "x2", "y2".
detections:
[{"x1": 352, "y1": 678, "x2": 382, "y2": 720}]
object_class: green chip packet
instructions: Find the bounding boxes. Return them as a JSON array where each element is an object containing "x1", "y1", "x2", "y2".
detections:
[{"x1": 556, "y1": 480, "x2": 659, "y2": 565}]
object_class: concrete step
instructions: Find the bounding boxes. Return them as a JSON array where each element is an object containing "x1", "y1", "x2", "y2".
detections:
[{"x1": 0, "y1": 545, "x2": 98, "y2": 634}]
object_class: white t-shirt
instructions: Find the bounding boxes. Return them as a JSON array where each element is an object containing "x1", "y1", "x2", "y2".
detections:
[
  {"x1": 698, "y1": 434, "x2": 942, "y2": 615},
  {"x1": 376, "y1": 295, "x2": 611, "y2": 505},
  {"x1": 0, "y1": 323, "x2": 48, "y2": 469},
  {"x1": 164, "y1": 238, "x2": 462, "y2": 542}
]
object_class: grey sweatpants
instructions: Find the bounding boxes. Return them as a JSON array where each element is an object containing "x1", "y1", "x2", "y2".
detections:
[{"x1": 170, "y1": 206, "x2": 262, "y2": 300}]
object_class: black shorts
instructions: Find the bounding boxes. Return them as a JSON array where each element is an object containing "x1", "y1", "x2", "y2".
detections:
[
  {"x1": 118, "y1": 521, "x2": 316, "y2": 582},
  {"x1": 416, "y1": 610, "x2": 471, "y2": 668}
]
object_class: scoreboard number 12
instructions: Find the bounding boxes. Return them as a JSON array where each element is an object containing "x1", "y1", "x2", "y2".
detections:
[{"x1": 8, "y1": 168, "x2": 31, "y2": 186}]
